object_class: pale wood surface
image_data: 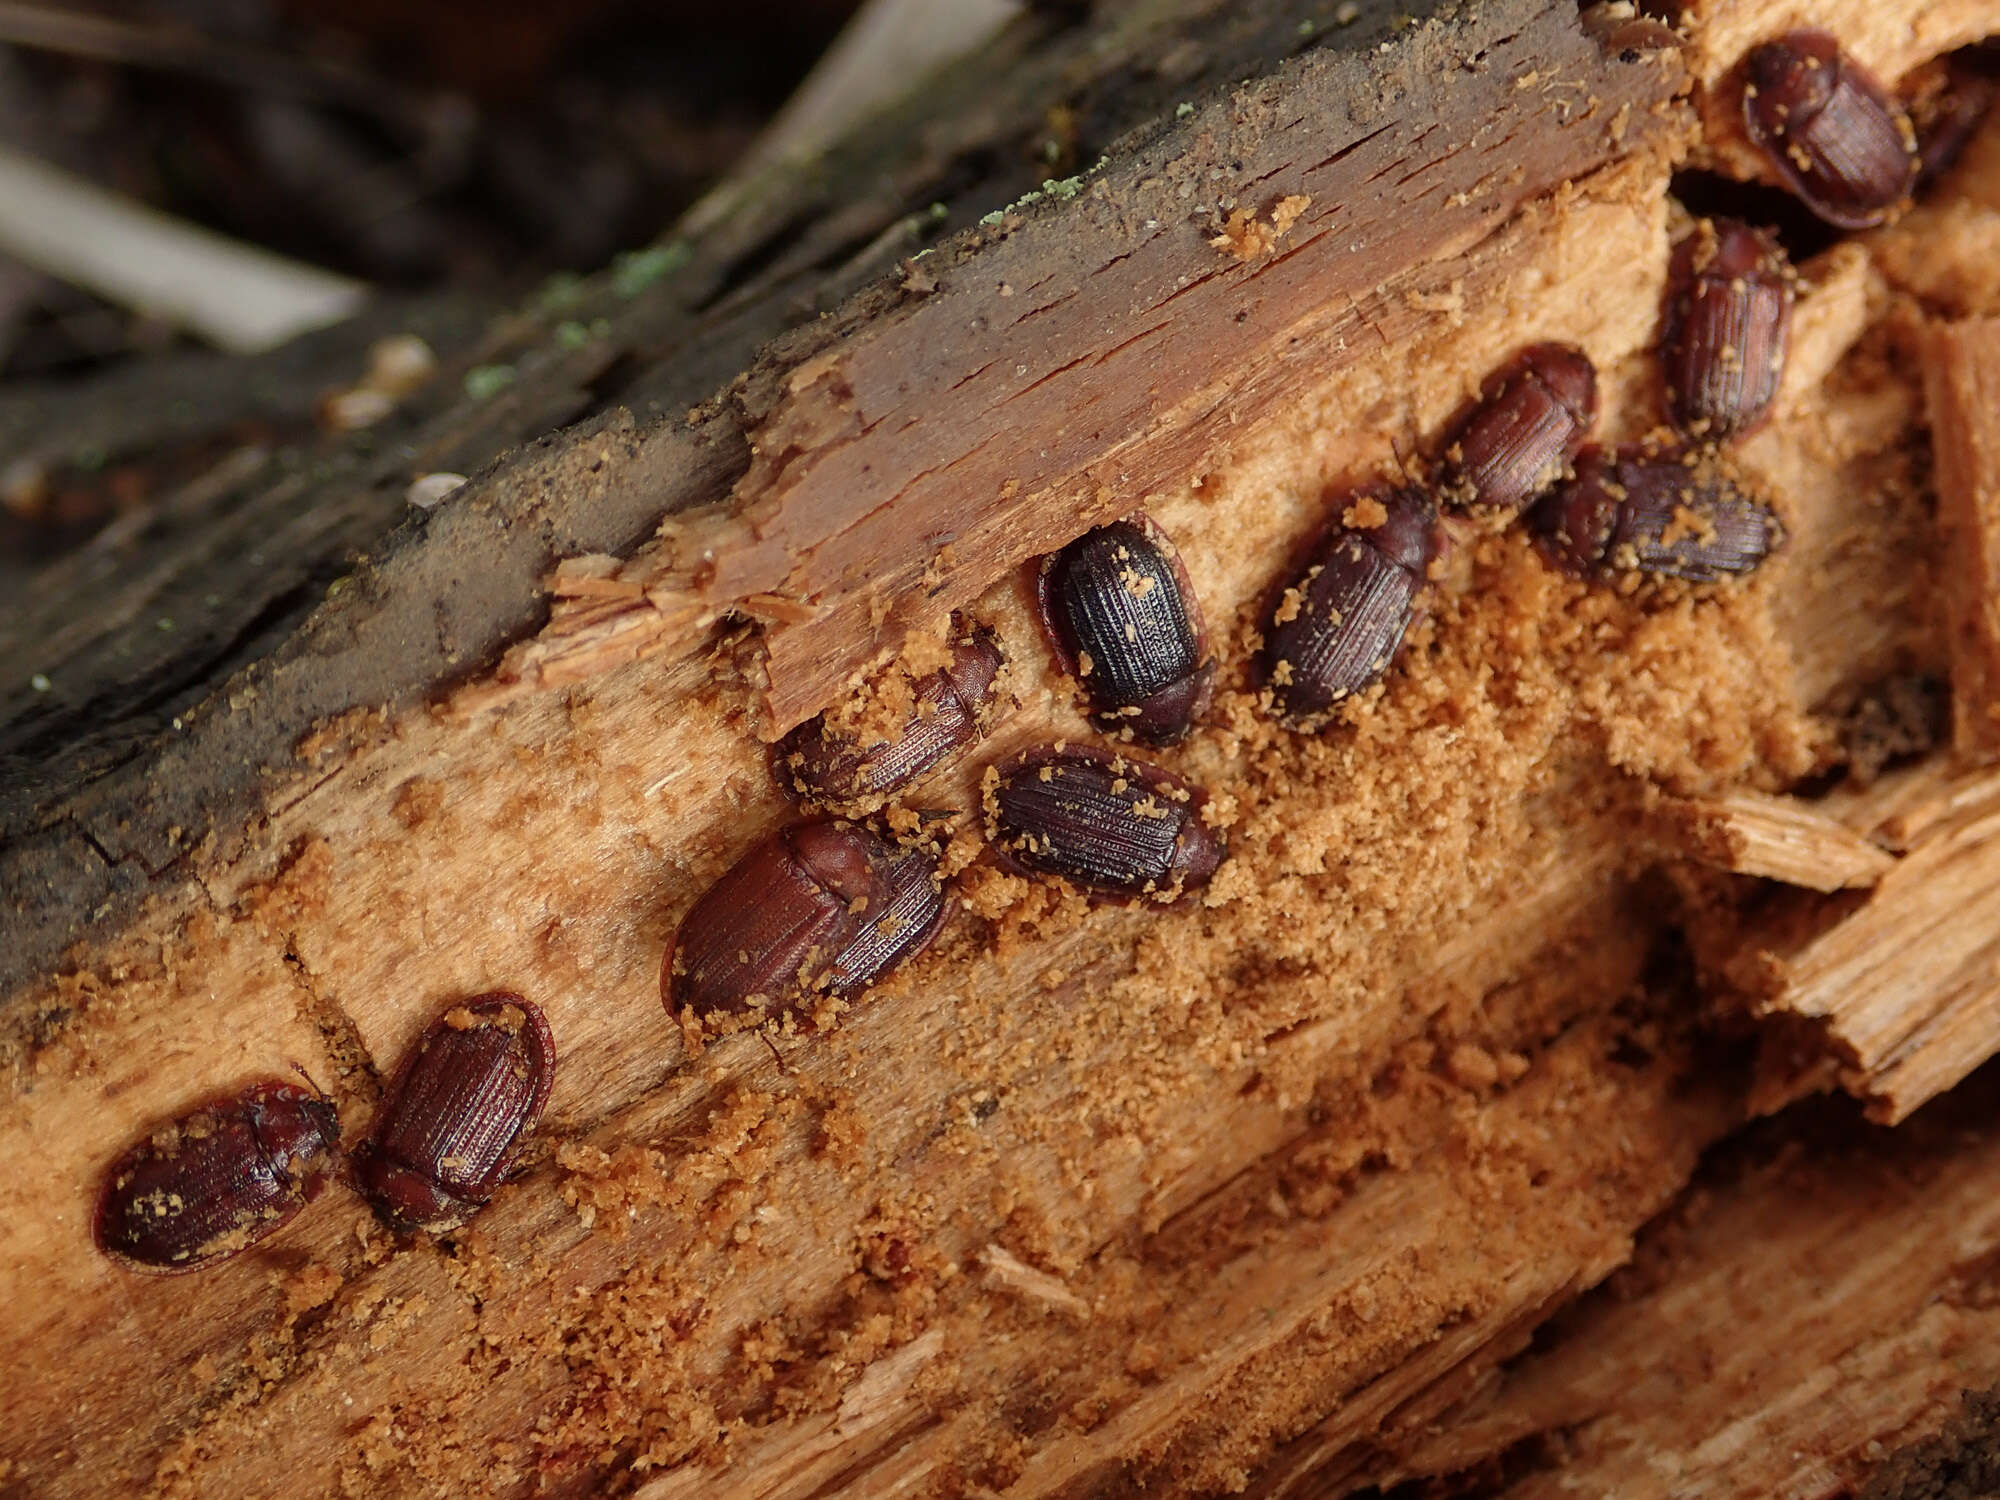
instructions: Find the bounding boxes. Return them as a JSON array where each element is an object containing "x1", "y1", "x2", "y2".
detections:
[
  {"x1": 1730, "y1": 763, "x2": 2000, "y2": 1123},
  {"x1": 1924, "y1": 316, "x2": 2000, "y2": 760},
  {"x1": 1365, "y1": 1072, "x2": 2000, "y2": 1500}
]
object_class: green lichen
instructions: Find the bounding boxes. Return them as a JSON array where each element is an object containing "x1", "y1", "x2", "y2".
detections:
[
  {"x1": 464, "y1": 364, "x2": 517, "y2": 401},
  {"x1": 538, "y1": 271, "x2": 586, "y2": 312},
  {"x1": 611, "y1": 241, "x2": 691, "y2": 298}
]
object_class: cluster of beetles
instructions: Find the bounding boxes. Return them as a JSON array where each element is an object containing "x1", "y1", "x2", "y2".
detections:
[{"x1": 96, "y1": 28, "x2": 1955, "y2": 1273}]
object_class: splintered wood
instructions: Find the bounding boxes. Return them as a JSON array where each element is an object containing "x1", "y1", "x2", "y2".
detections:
[
  {"x1": 1923, "y1": 317, "x2": 2000, "y2": 762},
  {"x1": 1360, "y1": 1073, "x2": 2000, "y2": 1500},
  {"x1": 1713, "y1": 317, "x2": 2000, "y2": 1122},
  {"x1": 1661, "y1": 788, "x2": 1898, "y2": 891},
  {"x1": 1732, "y1": 765, "x2": 2000, "y2": 1123}
]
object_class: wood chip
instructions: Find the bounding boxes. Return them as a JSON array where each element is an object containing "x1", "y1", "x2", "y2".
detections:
[
  {"x1": 631, "y1": 1330, "x2": 945, "y2": 1500},
  {"x1": 1661, "y1": 787, "x2": 1898, "y2": 891},
  {"x1": 1922, "y1": 317, "x2": 2000, "y2": 762},
  {"x1": 979, "y1": 1244, "x2": 1091, "y2": 1320},
  {"x1": 1736, "y1": 761, "x2": 2000, "y2": 1122}
]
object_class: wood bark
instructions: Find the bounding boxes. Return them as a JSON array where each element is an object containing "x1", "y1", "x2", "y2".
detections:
[{"x1": 7, "y1": 0, "x2": 2000, "y2": 1497}]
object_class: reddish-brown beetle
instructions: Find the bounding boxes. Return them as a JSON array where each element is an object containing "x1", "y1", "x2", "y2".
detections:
[
  {"x1": 1437, "y1": 343, "x2": 1598, "y2": 513},
  {"x1": 1911, "y1": 59, "x2": 1996, "y2": 185},
  {"x1": 356, "y1": 994, "x2": 555, "y2": 1234},
  {"x1": 1262, "y1": 487, "x2": 1441, "y2": 730},
  {"x1": 95, "y1": 1080, "x2": 340, "y2": 1273},
  {"x1": 774, "y1": 624, "x2": 1005, "y2": 811},
  {"x1": 664, "y1": 820, "x2": 948, "y2": 1023},
  {"x1": 1662, "y1": 219, "x2": 1795, "y2": 442},
  {"x1": 987, "y1": 746, "x2": 1224, "y2": 903},
  {"x1": 1743, "y1": 32, "x2": 1918, "y2": 228},
  {"x1": 1036, "y1": 517, "x2": 1215, "y2": 745},
  {"x1": 1531, "y1": 445, "x2": 1784, "y2": 584}
]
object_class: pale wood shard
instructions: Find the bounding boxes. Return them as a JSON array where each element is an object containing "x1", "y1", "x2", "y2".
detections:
[
  {"x1": 631, "y1": 1330, "x2": 948, "y2": 1500},
  {"x1": 1361, "y1": 1074, "x2": 2000, "y2": 1500},
  {"x1": 1661, "y1": 787, "x2": 1899, "y2": 891},
  {"x1": 1735, "y1": 763, "x2": 2000, "y2": 1123},
  {"x1": 978, "y1": 1244, "x2": 1092, "y2": 1321},
  {"x1": 1923, "y1": 316, "x2": 2000, "y2": 762}
]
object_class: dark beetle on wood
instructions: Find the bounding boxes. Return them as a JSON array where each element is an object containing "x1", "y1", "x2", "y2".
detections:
[
  {"x1": 1262, "y1": 487, "x2": 1441, "y2": 730},
  {"x1": 356, "y1": 995, "x2": 555, "y2": 1234},
  {"x1": 95, "y1": 1080, "x2": 340, "y2": 1273},
  {"x1": 1662, "y1": 219, "x2": 1795, "y2": 442},
  {"x1": 987, "y1": 746, "x2": 1224, "y2": 902},
  {"x1": 1437, "y1": 343, "x2": 1598, "y2": 513},
  {"x1": 1036, "y1": 517, "x2": 1215, "y2": 745},
  {"x1": 1911, "y1": 61, "x2": 1997, "y2": 186},
  {"x1": 774, "y1": 623, "x2": 1004, "y2": 811},
  {"x1": 1743, "y1": 31, "x2": 1917, "y2": 228},
  {"x1": 1531, "y1": 445, "x2": 1784, "y2": 584},
  {"x1": 664, "y1": 820, "x2": 948, "y2": 1024}
]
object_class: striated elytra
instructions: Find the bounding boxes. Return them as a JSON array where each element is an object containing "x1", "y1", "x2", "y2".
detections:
[
  {"x1": 1531, "y1": 444, "x2": 1784, "y2": 584},
  {"x1": 95, "y1": 1081, "x2": 340, "y2": 1273},
  {"x1": 1438, "y1": 343, "x2": 1598, "y2": 513},
  {"x1": 774, "y1": 624, "x2": 1004, "y2": 810},
  {"x1": 1036, "y1": 517, "x2": 1216, "y2": 745},
  {"x1": 1662, "y1": 219, "x2": 1795, "y2": 442},
  {"x1": 987, "y1": 746, "x2": 1224, "y2": 902},
  {"x1": 356, "y1": 994, "x2": 555, "y2": 1234},
  {"x1": 664, "y1": 820, "x2": 948, "y2": 1023},
  {"x1": 1743, "y1": 31, "x2": 1917, "y2": 228},
  {"x1": 1262, "y1": 487, "x2": 1440, "y2": 730}
]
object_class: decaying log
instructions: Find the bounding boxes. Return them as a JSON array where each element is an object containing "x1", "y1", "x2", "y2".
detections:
[{"x1": 8, "y1": 0, "x2": 2000, "y2": 1495}]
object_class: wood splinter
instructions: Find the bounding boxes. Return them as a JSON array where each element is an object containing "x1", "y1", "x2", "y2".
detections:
[
  {"x1": 1661, "y1": 787, "x2": 1898, "y2": 892},
  {"x1": 1922, "y1": 316, "x2": 2000, "y2": 763},
  {"x1": 978, "y1": 1244, "x2": 1093, "y2": 1321},
  {"x1": 1731, "y1": 764, "x2": 2000, "y2": 1122}
]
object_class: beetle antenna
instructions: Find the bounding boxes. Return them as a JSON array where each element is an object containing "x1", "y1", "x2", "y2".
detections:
[
  {"x1": 1389, "y1": 433, "x2": 1422, "y2": 488},
  {"x1": 290, "y1": 1060, "x2": 330, "y2": 1101}
]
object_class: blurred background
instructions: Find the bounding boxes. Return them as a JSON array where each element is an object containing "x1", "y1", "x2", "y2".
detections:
[
  {"x1": 0, "y1": 0, "x2": 867, "y2": 372},
  {"x1": 0, "y1": 0, "x2": 901, "y2": 574}
]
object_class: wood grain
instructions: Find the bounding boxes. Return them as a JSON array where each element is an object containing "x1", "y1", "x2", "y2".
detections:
[{"x1": 1925, "y1": 316, "x2": 2000, "y2": 760}]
